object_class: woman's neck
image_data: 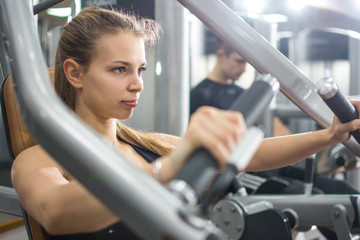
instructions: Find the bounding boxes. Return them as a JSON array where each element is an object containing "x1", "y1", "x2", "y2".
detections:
[{"x1": 76, "y1": 109, "x2": 118, "y2": 144}]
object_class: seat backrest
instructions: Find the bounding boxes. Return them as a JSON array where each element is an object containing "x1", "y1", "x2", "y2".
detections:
[{"x1": 1, "y1": 69, "x2": 55, "y2": 240}]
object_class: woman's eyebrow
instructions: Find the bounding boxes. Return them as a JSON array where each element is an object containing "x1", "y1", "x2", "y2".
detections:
[
  {"x1": 112, "y1": 60, "x2": 130, "y2": 65},
  {"x1": 112, "y1": 60, "x2": 147, "y2": 66}
]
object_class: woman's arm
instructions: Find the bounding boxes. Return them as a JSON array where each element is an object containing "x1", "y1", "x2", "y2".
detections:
[
  {"x1": 12, "y1": 145, "x2": 119, "y2": 235},
  {"x1": 246, "y1": 115, "x2": 360, "y2": 171},
  {"x1": 148, "y1": 106, "x2": 247, "y2": 183},
  {"x1": 12, "y1": 106, "x2": 247, "y2": 235}
]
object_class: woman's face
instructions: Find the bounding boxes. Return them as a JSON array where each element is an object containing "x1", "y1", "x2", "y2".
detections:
[{"x1": 77, "y1": 32, "x2": 146, "y2": 121}]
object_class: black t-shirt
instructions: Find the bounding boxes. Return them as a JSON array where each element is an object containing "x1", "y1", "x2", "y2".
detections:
[{"x1": 190, "y1": 78, "x2": 244, "y2": 115}]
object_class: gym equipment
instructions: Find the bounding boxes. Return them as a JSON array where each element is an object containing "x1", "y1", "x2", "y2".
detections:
[
  {"x1": 33, "y1": 0, "x2": 65, "y2": 15},
  {"x1": 171, "y1": 74, "x2": 279, "y2": 204},
  {"x1": 212, "y1": 194, "x2": 360, "y2": 240},
  {"x1": 0, "y1": 186, "x2": 21, "y2": 217},
  {"x1": 176, "y1": 0, "x2": 360, "y2": 157},
  {"x1": 0, "y1": 1, "x2": 220, "y2": 239},
  {"x1": 176, "y1": 0, "x2": 360, "y2": 239},
  {"x1": 317, "y1": 75, "x2": 360, "y2": 144},
  {"x1": 2, "y1": 0, "x2": 360, "y2": 239}
]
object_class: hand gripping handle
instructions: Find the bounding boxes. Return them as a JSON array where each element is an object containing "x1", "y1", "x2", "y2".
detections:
[
  {"x1": 316, "y1": 76, "x2": 360, "y2": 144},
  {"x1": 171, "y1": 75, "x2": 279, "y2": 202}
]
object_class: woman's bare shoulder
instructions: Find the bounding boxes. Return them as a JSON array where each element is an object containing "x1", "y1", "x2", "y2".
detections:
[
  {"x1": 13, "y1": 144, "x2": 62, "y2": 172},
  {"x1": 15, "y1": 144, "x2": 49, "y2": 161}
]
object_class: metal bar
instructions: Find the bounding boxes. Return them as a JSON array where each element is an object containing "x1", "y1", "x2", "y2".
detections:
[
  {"x1": 0, "y1": 1, "x2": 213, "y2": 239},
  {"x1": 154, "y1": 0, "x2": 189, "y2": 136},
  {"x1": 238, "y1": 194, "x2": 359, "y2": 229},
  {"x1": 33, "y1": 0, "x2": 65, "y2": 15},
  {"x1": 176, "y1": 0, "x2": 360, "y2": 157},
  {"x1": 0, "y1": 186, "x2": 22, "y2": 217}
]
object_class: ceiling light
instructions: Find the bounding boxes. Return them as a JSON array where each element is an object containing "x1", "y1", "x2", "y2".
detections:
[
  {"x1": 47, "y1": 7, "x2": 72, "y2": 17},
  {"x1": 262, "y1": 14, "x2": 288, "y2": 23},
  {"x1": 235, "y1": 0, "x2": 266, "y2": 13},
  {"x1": 288, "y1": 0, "x2": 306, "y2": 12}
]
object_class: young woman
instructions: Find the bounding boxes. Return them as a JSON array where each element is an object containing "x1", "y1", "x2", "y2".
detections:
[{"x1": 11, "y1": 6, "x2": 360, "y2": 239}]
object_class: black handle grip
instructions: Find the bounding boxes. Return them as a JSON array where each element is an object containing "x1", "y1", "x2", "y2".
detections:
[
  {"x1": 175, "y1": 148, "x2": 218, "y2": 199},
  {"x1": 229, "y1": 79, "x2": 278, "y2": 124},
  {"x1": 200, "y1": 164, "x2": 238, "y2": 214},
  {"x1": 322, "y1": 90, "x2": 360, "y2": 144},
  {"x1": 174, "y1": 75, "x2": 279, "y2": 200}
]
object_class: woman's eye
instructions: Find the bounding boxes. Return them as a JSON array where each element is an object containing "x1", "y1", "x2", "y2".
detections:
[
  {"x1": 114, "y1": 67, "x2": 126, "y2": 73},
  {"x1": 138, "y1": 67, "x2": 147, "y2": 74}
]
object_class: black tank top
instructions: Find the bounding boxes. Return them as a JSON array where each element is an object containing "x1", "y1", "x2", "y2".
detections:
[
  {"x1": 118, "y1": 136, "x2": 160, "y2": 163},
  {"x1": 48, "y1": 139, "x2": 160, "y2": 240}
]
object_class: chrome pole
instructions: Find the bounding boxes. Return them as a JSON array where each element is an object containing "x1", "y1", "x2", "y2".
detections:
[
  {"x1": 176, "y1": 0, "x2": 360, "y2": 156},
  {"x1": 0, "y1": 1, "x2": 215, "y2": 239}
]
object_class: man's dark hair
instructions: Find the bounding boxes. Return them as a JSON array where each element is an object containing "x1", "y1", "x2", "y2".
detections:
[{"x1": 215, "y1": 37, "x2": 237, "y2": 56}]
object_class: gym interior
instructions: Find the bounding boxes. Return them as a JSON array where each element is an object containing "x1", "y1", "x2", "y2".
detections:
[{"x1": 1, "y1": 0, "x2": 360, "y2": 239}]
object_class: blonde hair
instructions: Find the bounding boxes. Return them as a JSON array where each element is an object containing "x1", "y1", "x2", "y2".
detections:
[{"x1": 54, "y1": 7, "x2": 174, "y2": 156}]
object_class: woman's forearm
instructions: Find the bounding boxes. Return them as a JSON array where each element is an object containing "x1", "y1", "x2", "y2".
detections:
[{"x1": 245, "y1": 129, "x2": 337, "y2": 171}]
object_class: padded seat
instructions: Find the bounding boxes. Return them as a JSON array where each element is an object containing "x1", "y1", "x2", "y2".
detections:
[{"x1": 1, "y1": 69, "x2": 55, "y2": 240}]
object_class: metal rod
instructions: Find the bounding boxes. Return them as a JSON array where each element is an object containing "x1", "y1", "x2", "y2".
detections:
[
  {"x1": 238, "y1": 194, "x2": 359, "y2": 229},
  {"x1": 33, "y1": 0, "x2": 65, "y2": 15},
  {"x1": 0, "y1": 1, "x2": 214, "y2": 239},
  {"x1": 0, "y1": 186, "x2": 22, "y2": 217},
  {"x1": 176, "y1": 0, "x2": 360, "y2": 157}
]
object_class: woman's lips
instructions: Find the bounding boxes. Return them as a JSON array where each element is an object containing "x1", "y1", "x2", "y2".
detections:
[{"x1": 122, "y1": 100, "x2": 138, "y2": 108}]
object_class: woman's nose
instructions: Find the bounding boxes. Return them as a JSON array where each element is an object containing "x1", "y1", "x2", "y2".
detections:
[{"x1": 128, "y1": 72, "x2": 144, "y2": 92}]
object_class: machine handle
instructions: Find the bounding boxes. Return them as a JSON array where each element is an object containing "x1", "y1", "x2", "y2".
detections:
[
  {"x1": 171, "y1": 75, "x2": 279, "y2": 202},
  {"x1": 304, "y1": 156, "x2": 315, "y2": 195},
  {"x1": 316, "y1": 76, "x2": 360, "y2": 144}
]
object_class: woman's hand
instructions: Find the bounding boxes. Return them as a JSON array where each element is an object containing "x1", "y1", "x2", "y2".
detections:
[
  {"x1": 161, "y1": 106, "x2": 246, "y2": 182},
  {"x1": 327, "y1": 98, "x2": 360, "y2": 143},
  {"x1": 184, "y1": 106, "x2": 246, "y2": 165}
]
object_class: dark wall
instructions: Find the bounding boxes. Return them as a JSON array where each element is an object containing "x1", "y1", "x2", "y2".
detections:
[
  {"x1": 278, "y1": 30, "x2": 349, "y2": 61},
  {"x1": 305, "y1": 31, "x2": 349, "y2": 61}
]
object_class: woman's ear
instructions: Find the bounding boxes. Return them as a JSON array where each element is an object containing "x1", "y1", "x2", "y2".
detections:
[{"x1": 63, "y1": 59, "x2": 84, "y2": 88}]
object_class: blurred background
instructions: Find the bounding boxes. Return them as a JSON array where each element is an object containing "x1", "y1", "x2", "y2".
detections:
[{"x1": 2, "y1": 0, "x2": 360, "y2": 239}]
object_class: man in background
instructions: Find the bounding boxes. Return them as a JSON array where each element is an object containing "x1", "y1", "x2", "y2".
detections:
[
  {"x1": 190, "y1": 39, "x2": 246, "y2": 114},
  {"x1": 189, "y1": 37, "x2": 359, "y2": 240},
  {"x1": 190, "y1": 37, "x2": 290, "y2": 136}
]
